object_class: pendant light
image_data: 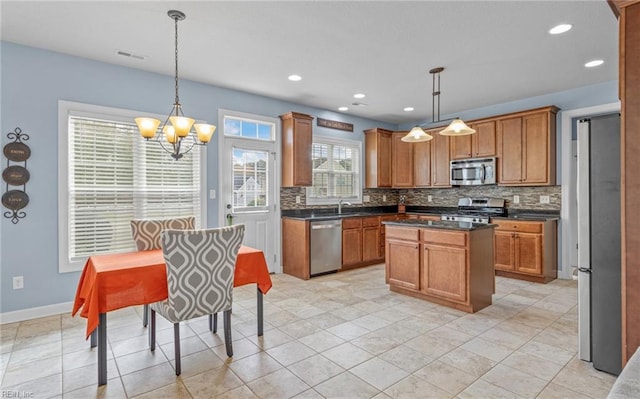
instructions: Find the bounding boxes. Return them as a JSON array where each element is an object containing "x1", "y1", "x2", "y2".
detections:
[
  {"x1": 402, "y1": 67, "x2": 475, "y2": 142},
  {"x1": 134, "y1": 10, "x2": 216, "y2": 160}
]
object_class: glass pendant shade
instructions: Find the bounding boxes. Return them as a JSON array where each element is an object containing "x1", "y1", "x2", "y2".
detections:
[
  {"x1": 163, "y1": 125, "x2": 178, "y2": 144},
  {"x1": 169, "y1": 116, "x2": 195, "y2": 137},
  {"x1": 194, "y1": 124, "x2": 216, "y2": 143},
  {"x1": 401, "y1": 126, "x2": 433, "y2": 142},
  {"x1": 135, "y1": 118, "x2": 161, "y2": 139},
  {"x1": 439, "y1": 119, "x2": 476, "y2": 136}
]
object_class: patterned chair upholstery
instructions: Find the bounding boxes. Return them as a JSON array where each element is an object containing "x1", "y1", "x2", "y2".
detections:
[
  {"x1": 130, "y1": 216, "x2": 195, "y2": 327},
  {"x1": 149, "y1": 225, "x2": 245, "y2": 375},
  {"x1": 130, "y1": 216, "x2": 195, "y2": 251}
]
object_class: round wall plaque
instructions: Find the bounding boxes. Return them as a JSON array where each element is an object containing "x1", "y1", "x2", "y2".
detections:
[
  {"x1": 2, "y1": 165, "x2": 30, "y2": 186},
  {"x1": 2, "y1": 190, "x2": 29, "y2": 210},
  {"x1": 3, "y1": 142, "x2": 31, "y2": 162}
]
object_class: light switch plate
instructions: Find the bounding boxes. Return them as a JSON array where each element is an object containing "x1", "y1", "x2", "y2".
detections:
[
  {"x1": 209, "y1": 189, "x2": 216, "y2": 199},
  {"x1": 513, "y1": 195, "x2": 520, "y2": 204},
  {"x1": 427, "y1": 195, "x2": 433, "y2": 202},
  {"x1": 382, "y1": 194, "x2": 387, "y2": 202},
  {"x1": 363, "y1": 195, "x2": 370, "y2": 202},
  {"x1": 540, "y1": 195, "x2": 550, "y2": 204},
  {"x1": 295, "y1": 195, "x2": 301, "y2": 204}
]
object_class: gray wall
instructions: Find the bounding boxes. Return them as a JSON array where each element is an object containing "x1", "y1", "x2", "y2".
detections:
[{"x1": 0, "y1": 41, "x2": 618, "y2": 314}]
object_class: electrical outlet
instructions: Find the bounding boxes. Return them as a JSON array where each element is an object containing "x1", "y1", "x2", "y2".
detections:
[
  {"x1": 13, "y1": 276, "x2": 24, "y2": 290},
  {"x1": 382, "y1": 194, "x2": 387, "y2": 202},
  {"x1": 427, "y1": 195, "x2": 433, "y2": 202},
  {"x1": 295, "y1": 195, "x2": 301, "y2": 204},
  {"x1": 363, "y1": 195, "x2": 370, "y2": 202},
  {"x1": 513, "y1": 195, "x2": 520, "y2": 204},
  {"x1": 540, "y1": 195, "x2": 550, "y2": 204},
  {"x1": 209, "y1": 189, "x2": 216, "y2": 199}
]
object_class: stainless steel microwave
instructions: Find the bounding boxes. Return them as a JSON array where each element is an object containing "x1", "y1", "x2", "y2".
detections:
[{"x1": 450, "y1": 157, "x2": 496, "y2": 186}]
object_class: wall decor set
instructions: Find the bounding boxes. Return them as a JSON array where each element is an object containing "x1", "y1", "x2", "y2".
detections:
[{"x1": 3, "y1": 127, "x2": 31, "y2": 224}]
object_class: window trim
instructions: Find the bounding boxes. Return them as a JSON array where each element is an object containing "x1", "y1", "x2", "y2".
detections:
[
  {"x1": 57, "y1": 101, "x2": 207, "y2": 273},
  {"x1": 306, "y1": 135, "x2": 362, "y2": 206}
]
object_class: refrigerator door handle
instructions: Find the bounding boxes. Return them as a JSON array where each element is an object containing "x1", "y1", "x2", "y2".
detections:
[{"x1": 578, "y1": 267, "x2": 592, "y2": 273}]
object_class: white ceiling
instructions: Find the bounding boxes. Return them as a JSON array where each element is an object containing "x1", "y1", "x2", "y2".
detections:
[{"x1": 0, "y1": 1, "x2": 618, "y2": 125}]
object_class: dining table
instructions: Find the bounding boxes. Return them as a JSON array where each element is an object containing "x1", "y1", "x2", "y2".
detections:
[{"x1": 72, "y1": 245, "x2": 272, "y2": 385}]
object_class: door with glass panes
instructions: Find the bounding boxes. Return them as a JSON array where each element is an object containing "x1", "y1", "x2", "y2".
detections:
[{"x1": 219, "y1": 110, "x2": 279, "y2": 273}]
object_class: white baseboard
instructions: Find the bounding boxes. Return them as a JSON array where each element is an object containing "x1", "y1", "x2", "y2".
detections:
[{"x1": 0, "y1": 301, "x2": 74, "y2": 324}]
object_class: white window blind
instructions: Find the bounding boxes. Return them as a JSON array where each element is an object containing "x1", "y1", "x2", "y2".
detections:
[
  {"x1": 306, "y1": 137, "x2": 361, "y2": 205},
  {"x1": 60, "y1": 104, "x2": 203, "y2": 272}
]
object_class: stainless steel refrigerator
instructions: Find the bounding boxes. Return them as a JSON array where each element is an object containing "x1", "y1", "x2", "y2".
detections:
[{"x1": 577, "y1": 113, "x2": 621, "y2": 376}]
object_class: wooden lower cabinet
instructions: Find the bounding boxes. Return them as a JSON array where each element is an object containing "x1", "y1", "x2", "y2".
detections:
[
  {"x1": 282, "y1": 218, "x2": 310, "y2": 280},
  {"x1": 342, "y1": 215, "x2": 390, "y2": 270},
  {"x1": 342, "y1": 218, "x2": 363, "y2": 267},
  {"x1": 386, "y1": 237, "x2": 420, "y2": 290},
  {"x1": 385, "y1": 224, "x2": 494, "y2": 313},
  {"x1": 493, "y1": 219, "x2": 557, "y2": 283},
  {"x1": 422, "y1": 244, "x2": 467, "y2": 302}
]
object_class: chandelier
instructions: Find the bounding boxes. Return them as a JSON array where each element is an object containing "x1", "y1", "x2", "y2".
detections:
[
  {"x1": 135, "y1": 10, "x2": 216, "y2": 160},
  {"x1": 402, "y1": 67, "x2": 476, "y2": 142}
]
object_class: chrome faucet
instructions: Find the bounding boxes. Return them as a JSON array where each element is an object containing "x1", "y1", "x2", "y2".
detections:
[{"x1": 338, "y1": 199, "x2": 352, "y2": 214}]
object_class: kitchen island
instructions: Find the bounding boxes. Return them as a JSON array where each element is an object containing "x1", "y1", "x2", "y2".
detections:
[{"x1": 384, "y1": 219, "x2": 495, "y2": 313}]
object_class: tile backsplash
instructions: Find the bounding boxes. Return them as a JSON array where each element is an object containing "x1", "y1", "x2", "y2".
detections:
[{"x1": 280, "y1": 185, "x2": 560, "y2": 211}]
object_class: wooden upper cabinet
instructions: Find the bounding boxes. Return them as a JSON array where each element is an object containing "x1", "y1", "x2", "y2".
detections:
[
  {"x1": 392, "y1": 132, "x2": 414, "y2": 187},
  {"x1": 280, "y1": 112, "x2": 313, "y2": 187},
  {"x1": 497, "y1": 116, "x2": 524, "y2": 184},
  {"x1": 497, "y1": 106, "x2": 558, "y2": 186},
  {"x1": 450, "y1": 120, "x2": 496, "y2": 160},
  {"x1": 431, "y1": 130, "x2": 451, "y2": 187},
  {"x1": 364, "y1": 128, "x2": 392, "y2": 188},
  {"x1": 413, "y1": 140, "x2": 432, "y2": 187}
]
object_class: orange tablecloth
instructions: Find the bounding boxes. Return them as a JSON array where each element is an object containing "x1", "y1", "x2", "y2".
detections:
[{"x1": 72, "y1": 245, "x2": 272, "y2": 338}]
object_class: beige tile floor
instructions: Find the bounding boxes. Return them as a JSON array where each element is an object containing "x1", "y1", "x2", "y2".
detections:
[{"x1": 0, "y1": 265, "x2": 617, "y2": 398}]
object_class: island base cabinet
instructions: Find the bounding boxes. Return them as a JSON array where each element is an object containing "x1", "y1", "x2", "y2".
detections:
[
  {"x1": 385, "y1": 225, "x2": 494, "y2": 313},
  {"x1": 385, "y1": 239, "x2": 420, "y2": 290},
  {"x1": 422, "y1": 244, "x2": 466, "y2": 302}
]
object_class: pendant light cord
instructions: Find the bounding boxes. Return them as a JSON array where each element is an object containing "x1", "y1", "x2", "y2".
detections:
[{"x1": 174, "y1": 14, "x2": 180, "y2": 114}]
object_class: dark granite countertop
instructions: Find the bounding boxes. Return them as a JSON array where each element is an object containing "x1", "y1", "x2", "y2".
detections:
[
  {"x1": 383, "y1": 219, "x2": 496, "y2": 231},
  {"x1": 281, "y1": 206, "x2": 398, "y2": 221},
  {"x1": 493, "y1": 209, "x2": 560, "y2": 221}
]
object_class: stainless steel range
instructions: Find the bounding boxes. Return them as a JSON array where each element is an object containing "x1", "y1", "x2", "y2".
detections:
[{"x1": 441, "y1": 197, "x2": 506, "y2": 224}]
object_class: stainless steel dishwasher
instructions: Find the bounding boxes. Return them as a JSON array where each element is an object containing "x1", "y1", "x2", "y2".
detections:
[{"x1": 310, "y1": 219, "x2": 342, "y2": 276}]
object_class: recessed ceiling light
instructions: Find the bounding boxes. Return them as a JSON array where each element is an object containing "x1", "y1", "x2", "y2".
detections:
[
  {"x1": 288, "y1": 74, "x2": 302, "y2": 81},
  {"x1": 549, "y1": 24, "x2": 572, "y2": 35},
  {"x1": 338, "y1": 106, "x2": 349, "y2": 111},
  {"x1": 403, "y1": 107, "x2": 414, "y2": 112},
  {"x1": 353, "y1": 93, "x2": 366, "y2": 99},
  {"x1": 585, "y1": 59, "x2": 604, "y2": 68}
]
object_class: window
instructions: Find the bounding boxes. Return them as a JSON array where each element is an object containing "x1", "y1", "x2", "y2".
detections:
[
  {"x1": 58, "y1": 101, "x2": 205, "y2": 272},
  {"x1": 306, "y1": 137, "x2": 362, "y2": 205},
  {"x1": 224, "y1": 115, "x2": 274, "y2": 140}
]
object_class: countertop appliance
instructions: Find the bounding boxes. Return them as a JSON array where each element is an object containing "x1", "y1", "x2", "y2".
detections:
[
  {"x1": 577, "y1": 113, "x2": 622, "y2": 375},
  {"x1": 310, "y1": 219, "x2": 342, "y2": 277},
  {"x1": 450, "y1": 157, "x2": 496, "y2": 186},
  {"x1": 441, "y1": 197, "x2": 506, "y2": 224}
]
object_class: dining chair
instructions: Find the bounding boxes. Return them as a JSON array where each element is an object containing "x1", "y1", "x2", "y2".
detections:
[
  {"x1": 130, "y1": 216, "x2": 195, "y2": 327},
  {"x1": 149, "y1": 225, "x2": 245, "y2": 375}
]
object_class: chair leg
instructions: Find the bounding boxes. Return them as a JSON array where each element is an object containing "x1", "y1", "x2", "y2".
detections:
[
  {"x1": 149, "y1": 309, "x2": 156, "y2": 351},
  {"x1": 223, "y1": 309, "x2": 233, "y2": 357},
  {"x1": 143, "y1": 304, "x2": 149, "y2": 327},
  {"x1": 174, "y1": 323, "x2": 181, "y2": 376},
  {"x1": 209, "y1": 313, "x2": 218, "y2": 333}
]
